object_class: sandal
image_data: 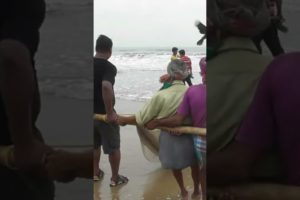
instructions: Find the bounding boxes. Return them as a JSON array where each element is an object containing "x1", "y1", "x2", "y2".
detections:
[
  {"x1": 109, "y1": 175, "x2": 129, "y2": 187},
  {"x1": 93, "y1": 169, "x2": 104, "y2": 181}
]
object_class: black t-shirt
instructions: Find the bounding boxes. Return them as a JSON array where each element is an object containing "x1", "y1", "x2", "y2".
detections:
[
  {"x1": 0, "y1": 0, "x2": 46, "y2": 145},
  {"x1": 94, "y1": 58, "x2": 117, "y2": 114}
]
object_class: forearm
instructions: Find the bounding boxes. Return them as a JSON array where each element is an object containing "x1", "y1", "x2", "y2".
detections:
[
  {"x1": 0, "y1": 40, "x2": 36, "y2": 147},
  {"x1": 157, "y1": 114, "x2": 184, "y2": 127},
  {"x1": 120, "y1": 115, "x2": 137, "y2": 125},
  {"x1": 102, "y1": 81, "x2": 114, "y2": 114}
]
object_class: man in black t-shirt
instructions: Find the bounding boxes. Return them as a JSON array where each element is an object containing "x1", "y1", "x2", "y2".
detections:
[
  {"x1": 93, "y1": 35, "x2": 128, "y2": 186},
  {"x1": 0, "y1": 0, "x2": 55, "y2": 199}
]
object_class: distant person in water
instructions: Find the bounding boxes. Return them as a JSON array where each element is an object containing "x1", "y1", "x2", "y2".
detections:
[
  {"x1": 253, "y1": 0, "x2": 287, "y2": 56},
  {"x1": 118, "y1": 60, "x2": 200, "y2": 199},
  {"x1": 159, "y1": 47, "x2": 180, "y2": 90},
  {"x1": 93, "y1": 34, "x2": 128, "y2": 186},
  {"x1": 179, "y1": 49, "x2": 193, "y2": 86},
  {"x1": 147, "y1": 57, "x2": 207, "y2": 199},
  {"x1": 171, "y1": 47, "x2": 179, "y2": 61}
]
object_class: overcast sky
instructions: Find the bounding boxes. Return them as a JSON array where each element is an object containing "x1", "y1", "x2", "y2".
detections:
[{"x1": 94, "y1": 0, "x2": 206, "y2": 48}]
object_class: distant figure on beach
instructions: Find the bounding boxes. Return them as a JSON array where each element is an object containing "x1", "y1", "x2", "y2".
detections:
[
  {"x1": 253, "y1": 0, "x2": 287, "y2": 56},
  {"x1": 171, "y1": 47, "x2": 179, "y2": 61},
  {"x1": 147, "y1": 57, "x2": 207, "y2": 199},
  {"x1": 118, "y1": 60, "x2": 200, "y2": 199},
  {"x1": 179, "y1": 49, "x2": 193, "y2": 86},
  {"x1": 93, "y1": 35, "x2": 128, "y2": 186}
]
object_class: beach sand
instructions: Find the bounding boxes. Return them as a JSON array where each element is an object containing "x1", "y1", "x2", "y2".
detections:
[{"x1": 94, "y1": 99, "x2": 199, "y2": 200}]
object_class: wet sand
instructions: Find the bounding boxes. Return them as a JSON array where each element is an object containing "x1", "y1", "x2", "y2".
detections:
[{"x1": 94, "y1": 99, "x2": 200, "y2": 200}]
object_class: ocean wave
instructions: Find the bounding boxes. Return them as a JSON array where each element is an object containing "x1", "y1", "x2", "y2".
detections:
[{"x1": 38, "y1": 48, "x2": 205, "y2": 101}]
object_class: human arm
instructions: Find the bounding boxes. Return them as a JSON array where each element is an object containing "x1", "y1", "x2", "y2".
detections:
[
  {"x1": 145, "y1": 113, "x2": 185, "y2": 130},
  {"x1": 102, "y1": 80, "x2": 117, "y2": 123},
  {"x1": 0, "y1": 40, "x2": 52, "y2": 169},
  {"x1": 118, "y1": 115, "x2": 137, "y2": 126},
  {"x1": 45, "y1": 149, "x2": 93, "y2": 182}
]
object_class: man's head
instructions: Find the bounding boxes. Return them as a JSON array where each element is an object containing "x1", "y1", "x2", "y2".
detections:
[
  {"x1": 167, "y1": 59, "x2": 189, "y2": 81},
  {"x1": 95, "y1": 35, "x2": 113, "y2": 58},
  {"x1": 172, "y1": 47, "x2": 178, "y2": 55},
  {"x1": 178, "y1": 49, "x2": 185, "y2": 57}
]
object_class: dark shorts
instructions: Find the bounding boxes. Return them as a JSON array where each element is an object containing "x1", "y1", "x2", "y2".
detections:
[{"x1": 94, "y1": 120, "x2": 120, "y2": 154}]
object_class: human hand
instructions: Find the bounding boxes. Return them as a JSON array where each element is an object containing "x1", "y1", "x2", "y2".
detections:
[
  {"x1": 14, "y1": 139, "x2": 53, "y2": 173},
  {"x1": 117, "y1": 115, "x2": 127, "y2": 126},
  {"x1": 106, "y1": 111, "x2": 118, "y2": 124},
  {"x1": 145, "y1": 119, "x2": 160, "y2": 130},
  {"x1": 45, "y1": 150, "x2": 77, "y2": 183},
  {"x1": 170, "y1": 130, "x2": 183, "y2": 136}
]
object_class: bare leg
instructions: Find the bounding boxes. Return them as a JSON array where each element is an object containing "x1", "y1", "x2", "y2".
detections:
[
  {"x1": 200, "y1": 166, "x2": 206, "y2": 200},
  {"x1": 172, "y1": 169, "x2": 188, "y2": 199},
  {"x1": 191, "y1": 164, "x2": 201, "y2": 198},
  {"x1": 93, "y1": 148, "x2": 100, "y2": 177},
  {"x1": 109, "y1": 149, "x2": 121, "y2": 181}
]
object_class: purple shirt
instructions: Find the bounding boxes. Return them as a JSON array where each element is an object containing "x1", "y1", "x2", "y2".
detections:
[
  {"x1": 178, "y1": 84, "x2": 206, "y2": 128},
  {"x1": 236, "y1": 52, "x2": 300, "y2": 186}
]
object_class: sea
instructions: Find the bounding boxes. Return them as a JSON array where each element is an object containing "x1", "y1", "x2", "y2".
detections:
[{"x1": 37, "y1": 46, "x2": 206, "y2": 102}]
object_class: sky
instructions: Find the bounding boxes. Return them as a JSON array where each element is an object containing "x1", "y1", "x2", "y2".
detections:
[{"x1": 94, "y1": 0, "x2": 206, "y2": 48}]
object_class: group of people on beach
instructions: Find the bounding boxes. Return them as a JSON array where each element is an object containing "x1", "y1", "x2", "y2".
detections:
[
  {"x1": 93, "y1": 34, "x2": 207, "y2": 199},
  {"x1": 2, "y1": 0, "x2": 300, "y2": 199}
]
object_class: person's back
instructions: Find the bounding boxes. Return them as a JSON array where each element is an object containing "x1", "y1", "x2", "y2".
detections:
[
  {"x1": 181, "y1": 84, "x2": 206, "y2": 128},
  {"x1": 236, "y1": 52, "x2": 300, "y2": 185},
  {"x1": 93, "y1": 58, "x2": 117, "y2": 114},
  {"x1": 180, "y1": 55, "x2": 192, "y2": 72},
  {"x1": 136, "y1": 81, "x2": 187, "y2": 125},
  {"x1": 208, "y1": 37, "x2": 272, "y2": 153}
]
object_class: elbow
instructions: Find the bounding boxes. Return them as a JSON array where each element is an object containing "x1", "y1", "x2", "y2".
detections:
[{"x1": 102, "y1": 81, "x2": 112, "y2": 92}]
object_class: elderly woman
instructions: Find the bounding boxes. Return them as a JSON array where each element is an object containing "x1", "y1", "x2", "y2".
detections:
[
  {"x1": 147, "y1": 57, "x2": 207, "y2": 199},
  {"x1": 118, "y1": 59, "x2": 200, "y2": 199}
]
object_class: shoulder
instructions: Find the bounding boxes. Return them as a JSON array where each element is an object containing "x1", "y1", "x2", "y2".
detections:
[{"x1": 105, "y1": 61, "x2": 117, "y2": 74}]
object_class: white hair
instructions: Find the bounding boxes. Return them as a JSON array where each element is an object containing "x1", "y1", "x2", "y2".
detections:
[{"x1": 167, "y1": 59, "x2": 189, "y2": 80}]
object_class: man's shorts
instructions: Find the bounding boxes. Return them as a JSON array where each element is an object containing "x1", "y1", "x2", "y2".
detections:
[{"x1": 94, "y1": 120, "x2": 120, "y2": 155}]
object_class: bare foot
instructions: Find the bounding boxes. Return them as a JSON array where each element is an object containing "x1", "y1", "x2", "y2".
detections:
[
  {"x1": 191, "y1": 191, "x2": 201, "y2": 199},
  {"x1": 181, "y1": 190, "x2": 189, "y2": 200}
]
